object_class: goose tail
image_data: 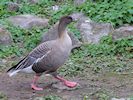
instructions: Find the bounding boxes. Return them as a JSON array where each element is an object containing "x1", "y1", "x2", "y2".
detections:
[
  {"x1": 7, "y1": 68, "x2": 20, "y2": 77},
  {"x1": 7, "y1": 57, "x2": 27, "y2": 77}
]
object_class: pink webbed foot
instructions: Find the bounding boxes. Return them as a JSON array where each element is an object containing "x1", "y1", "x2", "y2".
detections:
[
  {"x1": 31, "y1": 75, "x2": 43, "y2": 91},
  {"x1": 54, "y1": 75, "x2": 77, "y2": 88},
  {"x1": 31, "y1": 84, "x2": 43, "y2": 91},
  {"x1": 64, "y1": 81, "x2": 77, "y2": 88}
]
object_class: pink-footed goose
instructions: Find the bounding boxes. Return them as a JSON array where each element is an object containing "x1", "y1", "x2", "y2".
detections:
[{"x1": 7, "y1": 16, "x2": 77, "y2": 91}]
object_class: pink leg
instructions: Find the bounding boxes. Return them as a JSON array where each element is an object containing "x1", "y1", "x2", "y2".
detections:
[
  {"x1": 31, "y1": 75, "x2": 43, "y2": 91},
  {"x1": 54, "y1": 75, "x2": 77, "y2": 88}
]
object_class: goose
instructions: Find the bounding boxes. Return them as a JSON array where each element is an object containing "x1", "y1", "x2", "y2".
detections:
[{"x1": 7, "y1": 16, "x2": 77, "y2": 91}]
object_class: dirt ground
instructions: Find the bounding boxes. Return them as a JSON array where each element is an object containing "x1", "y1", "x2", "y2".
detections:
[{"x1": 1, "y1": 69, "x2": 133, "y2": 100}]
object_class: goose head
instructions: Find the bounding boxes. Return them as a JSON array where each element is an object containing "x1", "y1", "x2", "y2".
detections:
[
  {"x1": 59, "y1": 16, "x2": 73, "y2": 25},
  {"x1": 58, "y1": 16, "x2": 73, "y2": 38}
]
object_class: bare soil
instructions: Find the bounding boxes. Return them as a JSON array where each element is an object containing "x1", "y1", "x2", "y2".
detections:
[{"x1": 0, "y1": 68, "x2": 133, "y2": 100}]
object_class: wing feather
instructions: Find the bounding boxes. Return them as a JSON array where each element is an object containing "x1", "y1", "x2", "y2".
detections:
[{"x1": 7, "y1": 41, "x2": 53, "y2": 75}]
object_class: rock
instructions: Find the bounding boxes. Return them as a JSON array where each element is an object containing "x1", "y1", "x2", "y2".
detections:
[
  {"x1": 16, "y1": 0, "x2": 23, "y2": 4},
  {"x1": 0, "y1": 59, "x2": 7, "y2": 68},
  {"x1": 68, "y1": 32, "x2": 82, "y2": 49},
  {"x1": 76, "y1": 18, "x2": 114, "y2": 44},
  {"x1": 70, "y1": 12, "x2": 85, "y2": 21},
  {"x1": 16, "y1": 0, "x2": 38, "y2": 4},
  {"x1": 52, "y1": 5, "x2": 60, "y2": 11},
  {"x1": 28, "y1": 0, "x2": 39, "y2": 4},
  {"x1": 53, "y1": 0, "x2": 64, "y2": 2},
  {"x1": 41, "y1": 22, "x2": 81, "y2": 49},
  {"x1": 74, "y1": 0, "x2": 86, "y2": 5},
  {"x1": 112, "y1": 26, "x2": 133, "y2": 40},
  {"x1": 0, "y1": 27, "x2": 12, "y2": 45},
  {"x1": 8, "y1": 14, "x2": 49, "y2": 29},
  {"x1": 111, "y1": 98, "x2": 130, "y2": 100},
  {"x1": 41, "y1": 22, "x2": 59, "y2": 42},
  {"x1": 7, "y1": 2, "x2": 19, "y2": 12},
  {"x1": 0, "y1": 59, "x2": 8, "y2": 71}
]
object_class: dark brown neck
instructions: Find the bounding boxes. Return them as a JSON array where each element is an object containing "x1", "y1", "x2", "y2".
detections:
[{"x1": 58, "y1": 21, "x2": 67, "y2": 38}]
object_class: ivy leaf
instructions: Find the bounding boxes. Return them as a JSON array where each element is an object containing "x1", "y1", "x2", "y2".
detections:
[{"x1": 128, "y1": 9, "x2": 133, "y2": 14}]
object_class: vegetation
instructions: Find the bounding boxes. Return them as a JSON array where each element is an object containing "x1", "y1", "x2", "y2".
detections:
[
  {"x1": 77, "y1": 0, "x2": 133, "y2": 26},
  {"x1": 0, "y1": 22, "x2": 48, "y2": 57},
  {"x1": 35, "y1": 95, "x2": 62, "y2": 100},
  {"x1": 59, "y1": 36, "x2": 133, "y2": 76},
  {"x1": 51, "y1": 0, "x2": 133, "y2": 26},
  {"x1": 0, "y1": 92, "x2": 8, "y2": 100},
  {"x1": 0, "y1": 0, "x2": 132, "y2": 73}
]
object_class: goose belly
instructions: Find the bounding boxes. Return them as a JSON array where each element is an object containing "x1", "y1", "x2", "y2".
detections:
[
  {"x1": 53, "y1": 51, "x2": 70, "y2": 67},
  {"x1": 47, "y1": 49, "x2": 70, "y2": 69}
]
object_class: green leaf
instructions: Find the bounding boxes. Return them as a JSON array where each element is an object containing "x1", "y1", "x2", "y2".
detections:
[{"x1": 128, "y1": 9, "x2": 133, "y2": 14}]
